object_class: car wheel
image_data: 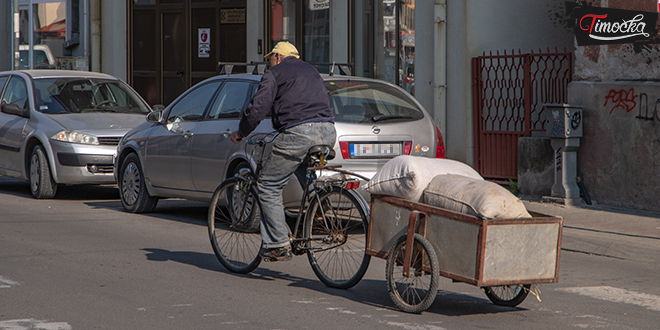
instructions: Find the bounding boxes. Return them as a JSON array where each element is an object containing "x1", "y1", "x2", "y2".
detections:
[
  {"x1": 119, "y1": 153, "x2": 158, "y2": 213},
  {"x1": 29, "y1": 145, "x2": 58, "y2": 199}
]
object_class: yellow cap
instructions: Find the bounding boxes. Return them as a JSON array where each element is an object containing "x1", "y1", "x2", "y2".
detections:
[{"x1": 265, "y1": 41, "x2": 300, "y2": 59}]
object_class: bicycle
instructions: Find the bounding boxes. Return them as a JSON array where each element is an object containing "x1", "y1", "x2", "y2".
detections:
[{"x1": 207, "y1": 131, "x2": 371, "y2": 289}]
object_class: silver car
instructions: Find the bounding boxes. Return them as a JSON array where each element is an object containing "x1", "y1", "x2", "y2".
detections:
[
  {"x1": 115, "y1": 73, "x2": 445, "y2": 213},
  {"x1": 0, "y1": 70, "x2": 152, "y2": 198}
]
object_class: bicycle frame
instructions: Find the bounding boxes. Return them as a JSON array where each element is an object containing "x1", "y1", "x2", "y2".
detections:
[{"x1": 239, "y1": 132, "x2": 365, "y2": 255}]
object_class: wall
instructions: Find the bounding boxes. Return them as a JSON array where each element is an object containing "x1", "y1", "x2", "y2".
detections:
[
  {"x1": 1, "y1": 1, "x2": 10, "y2": 70},
  {"x1": 574, "y1": 0, "x2": 660, "y2": 81},
  {"x1": 568, "y1": 82, "x2": 660, "y2": 211},
  {"x1": 416, "y1": 0, "x2": 574, "y2": 165},
  {"x1": 518, "y1": 137, "x2": 553, "y2": 197},
  {"x1": 246, "y1": 0, "x2": 264, "y2": 64},
  {"x1": 562, "y1": 0, "x2": 660, "y2": 211},
  {"x1": 100, "y1": 1, "x2": 127, "y2": 80}
]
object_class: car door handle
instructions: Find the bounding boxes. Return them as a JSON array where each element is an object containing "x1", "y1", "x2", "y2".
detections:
[
  {"x1": 222, "y1": 129, "x2": 231, "y2": 137},
  {"x1": 184, "y1": 130, "x2": 194, "y2": 138}
]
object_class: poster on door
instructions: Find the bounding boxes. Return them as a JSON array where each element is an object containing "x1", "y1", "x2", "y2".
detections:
[
  {"x1": 309, "y1": 0, "x2": 330, "y2": 11},
  {"x1": 198, "y1": 28, "x2": 210, "y2": 58}
]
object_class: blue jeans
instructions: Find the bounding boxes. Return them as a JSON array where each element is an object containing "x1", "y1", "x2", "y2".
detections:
[{"x1": 257, "y1": 122, "x2": 336, "y2": 248}]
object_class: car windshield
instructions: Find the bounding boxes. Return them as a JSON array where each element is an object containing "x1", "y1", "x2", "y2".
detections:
[
  {"x1": 19, "y1": 50, "x2": 51, "y2": 69},
  {"x1": 325, "y1": 80, "x2": 424, "y2": 123},
  {"x1": 32, "y1": 78, "x2": 151, "y2": 114}
]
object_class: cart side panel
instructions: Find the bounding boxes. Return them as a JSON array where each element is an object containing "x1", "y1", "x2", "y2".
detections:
[
  {"x1": 369, "y1": 198, "x2": 410, "y2": 254},
  {"x1": 426, "y1": 213, "x2": 481, "y2": 280},
  {"x1": 482, "y1": 222, "x2": 560, "y2": 283}
]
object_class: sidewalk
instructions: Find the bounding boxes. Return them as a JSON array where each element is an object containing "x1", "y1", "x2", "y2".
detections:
[{"x1": 523, "y1": 200, "x2": 660, "y2": 265}]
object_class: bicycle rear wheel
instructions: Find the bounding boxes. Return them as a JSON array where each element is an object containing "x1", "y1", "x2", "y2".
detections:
[
  {"x1": 208, "y1": 177, "x2": 262, "y2": 274},
  {"x1": 304, "y1": 186, "x2": 370, "y2": 289}
]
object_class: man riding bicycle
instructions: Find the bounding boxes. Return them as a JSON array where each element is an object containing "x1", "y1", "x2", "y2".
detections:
[{"x1": 230, "y1": 41, "x2": 336, "y2": 262}]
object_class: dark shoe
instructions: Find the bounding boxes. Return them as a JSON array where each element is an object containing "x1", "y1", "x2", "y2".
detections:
[{"x1": 260, "y1": 246, "x2": 293, "y2": 262}]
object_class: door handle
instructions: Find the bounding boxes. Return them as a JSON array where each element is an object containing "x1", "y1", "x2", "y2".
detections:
[
  {"x1": 184, "y1": 130, "x2": 194, "y2": 139},
  {"x1": 176, "y1": 70, "x2": 184, "y2": 75},
  {"x1": 222, "y1": 129, "x2": 231, "y2": 137}
]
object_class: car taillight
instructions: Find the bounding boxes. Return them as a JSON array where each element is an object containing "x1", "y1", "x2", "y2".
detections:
[
  {"x1": 403, "y1": 141, "x2": 412, "y2": 155},
  {"x1": 339, "y1": 141, "x2": 350, "y2": 159},
  {"x1": 405, "y1": 76, "x2": 413, "y2": 84},
  {"x1": 435, "y1": 125, "x2": 446, "y2": 158}
]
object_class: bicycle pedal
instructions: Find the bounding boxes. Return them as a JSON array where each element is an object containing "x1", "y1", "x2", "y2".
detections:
[{"x1": 262, "y1": 255, "x2": 292, "y2": 262}]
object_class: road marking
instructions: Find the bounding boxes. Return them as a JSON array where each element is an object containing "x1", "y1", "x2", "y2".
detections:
[
  {"x1": 557, "y1": 286, "x2": 660, "y2": 311},
  {"x1": 0, "y1": 276, "x2": 19, "y2": 289},
  {"x1": 0, "y1": 319, "x2": 71, "y2": 330},
  {"x1": 380, "y1": 321, "x2": 446, "y2": 329}
]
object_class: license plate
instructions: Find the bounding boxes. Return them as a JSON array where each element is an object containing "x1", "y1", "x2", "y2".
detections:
[{"x1": 349, "y1": 143, "x2": 401, "y2": 158}]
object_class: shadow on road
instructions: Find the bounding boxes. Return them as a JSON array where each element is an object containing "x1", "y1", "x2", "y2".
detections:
[
  {"x1": 140, "y1": 247, "x2": 525, "y2": 317},
  {"x1": 143, "y1": 248, "x2": 224, "y2": 272},
  {"x1": 0, "y1": 176, "x2": 120, "y2": 200}
]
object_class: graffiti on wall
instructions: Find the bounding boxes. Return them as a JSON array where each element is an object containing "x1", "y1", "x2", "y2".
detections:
[
  {"x1": 604, "y1": 88, "x2": 637, "y2": 114},
  {"x1": 603, "y1": 88, "x2": 660, "y2": 122},
  {"x1": 636, "y1": 93, "x2": 660, "y2": 121},
  {"x1": 555, "y1": 147, "x2": 562, "y2": 172}
]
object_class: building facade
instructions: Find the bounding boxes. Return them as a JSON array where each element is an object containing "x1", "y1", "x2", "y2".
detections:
[{"x1": 32, "y1": 1, "x2": 660, "y2": 210}]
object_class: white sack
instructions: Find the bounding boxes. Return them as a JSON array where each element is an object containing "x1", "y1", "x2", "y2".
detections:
[
  {"x1": 422, "y1": 174, "x2": 532, "y2": 219},
  {"x1": 364, "y1": 155, "x2": 483, "y2": 201}
]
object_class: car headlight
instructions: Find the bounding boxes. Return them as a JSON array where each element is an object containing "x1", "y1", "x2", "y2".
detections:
[{"x1": 51, "y1": 130, "x2": 99, "y2": 145}]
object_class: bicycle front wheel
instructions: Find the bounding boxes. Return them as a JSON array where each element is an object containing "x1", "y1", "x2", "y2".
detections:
[
  {"x1": 304, "y1": 186, "x2": 371, "y2": 289},
  {"x1": 208, "y1": 177, "x2": 262, "y2": 274}
]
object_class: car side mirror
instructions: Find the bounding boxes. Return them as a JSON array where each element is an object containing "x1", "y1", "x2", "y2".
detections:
[
  {"x1": 146, "y1": 110, "x2": 163, "y2": 123},
  {"x1": 1, "y1": 103, "x2": 30, "y2": 118}
]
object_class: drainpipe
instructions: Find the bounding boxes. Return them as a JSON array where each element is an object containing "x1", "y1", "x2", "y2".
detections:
[
  {"x1": 90, "y1": 0, "x2": 101, "y2": 72},
  {"x1": 434, "y1": 0, "x2": 447, "y2": 140},
  {"x1": 29, "y1": 0, "x2": 33, "y2": 69}
]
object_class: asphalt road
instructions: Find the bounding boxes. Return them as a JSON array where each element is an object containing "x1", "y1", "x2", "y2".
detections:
[{"x1": 1, "y1": 176, "x2": 658, "y2": 330}]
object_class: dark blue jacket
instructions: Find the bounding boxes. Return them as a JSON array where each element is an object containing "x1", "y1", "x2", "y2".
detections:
[{"x1": 237, "y1": 57, "x2": 333, "y2": 137}]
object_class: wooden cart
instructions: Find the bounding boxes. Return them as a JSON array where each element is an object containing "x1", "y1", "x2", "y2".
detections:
[{"x1": 366, "y1": 194, "x2": 563, "y2": 313}]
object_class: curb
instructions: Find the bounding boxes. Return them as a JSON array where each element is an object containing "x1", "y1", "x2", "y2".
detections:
[{"x1": 523, "y1": 200, "x2": 660, "y2": 265}]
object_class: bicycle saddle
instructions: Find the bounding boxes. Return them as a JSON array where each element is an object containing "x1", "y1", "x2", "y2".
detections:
[{"x1": 307, "y1": 145, "x2": 336, "y2": 161}]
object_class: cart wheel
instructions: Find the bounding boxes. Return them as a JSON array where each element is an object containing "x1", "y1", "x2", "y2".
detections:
[
  {"x1": 483, "y1": 284, "x2": 531, "y2": 307},
  {"x1": 386, "y1": 234, "x2": 440, "y2": 313}
]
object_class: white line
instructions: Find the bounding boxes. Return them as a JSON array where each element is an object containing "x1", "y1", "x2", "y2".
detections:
[
  {"x1": 0, "y1": 276, "x2": 20, "y2": 289},
  {"x1": 0, "y1": 319, "x2": 71, "y2": 330},
  {"x1": 557, "y1": 286, "x2": 660, "y2": 311},
  {"x1": 382, "y1": 321, "x2": 446, "y2": 330}
]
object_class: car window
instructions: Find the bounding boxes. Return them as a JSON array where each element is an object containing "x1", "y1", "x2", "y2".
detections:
[
  {"x1": 2, "y1": 76, "x2": 29, "y2": 109},
  {"x1": 19, "y1": 50, "x2": 51, "y2": 69},
  {"x1": 325, "y1": 80, "x2": 424, "y2": 124},
  {"x1": 165, "y1": 81, "x2": 221, "y2": 124},
  {"x1": 207, "y1": 81, "x2": 252, "y2": 120},
  {"x1": 32, "y1": 78, "x2": 152, "y2": 114}
]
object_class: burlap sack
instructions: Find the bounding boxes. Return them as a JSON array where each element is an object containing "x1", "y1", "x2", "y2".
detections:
[
  {"x1": 364, "y1": 155, "x2": 483, "y2": 201},
  {"x1": 422, "y1": 174, "x2": 532, "y2": 219}
]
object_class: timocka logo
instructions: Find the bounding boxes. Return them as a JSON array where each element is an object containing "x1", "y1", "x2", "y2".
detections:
[
  {"x1": 580, "y1": 14, "x2": 649, "y2": 40},
  {"x1": 567, "y1": 4, "x2": 658, "y2": 46}
]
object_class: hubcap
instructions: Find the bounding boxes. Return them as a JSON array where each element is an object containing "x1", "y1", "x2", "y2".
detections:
[
  {"x1": 30, "y1": 153, "x2": 40, "y2": 193},
  {"x1": 122, "y1": 162, "x2": 140, "y2": 205}
]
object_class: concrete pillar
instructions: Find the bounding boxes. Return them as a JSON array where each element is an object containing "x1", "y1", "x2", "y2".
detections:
[{"x1": 550, "y1": 137, "x2": 581, "y2": 200}]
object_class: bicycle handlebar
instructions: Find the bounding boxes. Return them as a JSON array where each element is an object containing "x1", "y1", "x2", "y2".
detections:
[{"x1": 246, "y1": 132, "x2": 279, "y2": 146}]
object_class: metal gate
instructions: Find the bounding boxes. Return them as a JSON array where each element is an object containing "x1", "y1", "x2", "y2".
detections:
[{"x1": 472, "y1": 49, "x2": 572, "y2": 180}]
